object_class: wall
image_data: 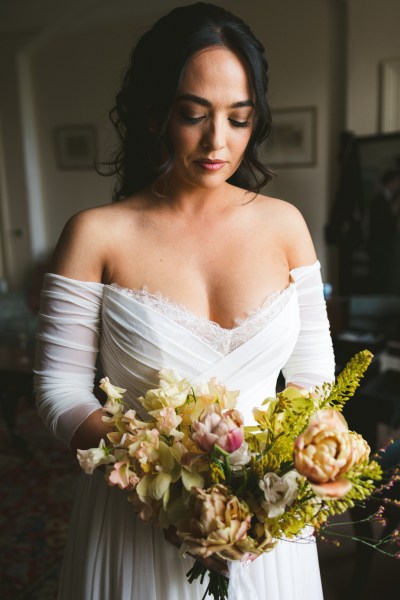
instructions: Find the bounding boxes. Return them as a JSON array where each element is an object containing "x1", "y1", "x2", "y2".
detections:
[
  {"x1": 0, "y1": 32, "x2": 34, "y2": 287},
  {"x1": 347, "y1": 0, "x2": 400, "y2": 134},
  {"x1": 32, "y1": 27, "x2": 134, "y2": 252}
]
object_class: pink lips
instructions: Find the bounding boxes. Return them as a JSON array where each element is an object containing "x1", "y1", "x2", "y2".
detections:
[{"x1": 195, "y1": 159, "x2": 227, "y2": 171}]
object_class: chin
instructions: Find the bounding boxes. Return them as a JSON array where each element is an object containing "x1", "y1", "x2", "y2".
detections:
[{"x1": 183, "y1": 168, "x2": 235, "y2": 190}]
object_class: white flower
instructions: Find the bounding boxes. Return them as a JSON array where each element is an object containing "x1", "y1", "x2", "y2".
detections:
[
  {"x1": 228, "y1": 442, "x2": 251, "y2": 471},
  {"x1": 259, "y1": 470, "x2": 300, "y2": 518},
  {"x1": 99, "y1": 377, "x2": 126, "y2": 399},
  {"x1": 100, "y1": 377, "x2": 126, "y2": 415},
  {"x1": 77, "y1": 439, "x2": 115, "y2": 474}
]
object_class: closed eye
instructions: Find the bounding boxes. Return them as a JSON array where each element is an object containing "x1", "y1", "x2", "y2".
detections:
[
  {"x1": 229, "y1": 119, "x2": 251, "y2": 128},
  {"x1": 180, "y1": 114, "x2": 251, "y2": 128},
  {"x1": 180, "y1": 113, "x2": 205, "y2": 124}
]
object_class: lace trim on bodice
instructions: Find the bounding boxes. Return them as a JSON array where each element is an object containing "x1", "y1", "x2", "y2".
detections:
[{"x1": 109, "y1": 283, "x2": 294, "y2": 355}]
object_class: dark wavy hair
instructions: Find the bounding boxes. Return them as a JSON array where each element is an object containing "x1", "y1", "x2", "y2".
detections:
[{"x1": 102, "y1": 2, "x2": 274, "y2": 201}]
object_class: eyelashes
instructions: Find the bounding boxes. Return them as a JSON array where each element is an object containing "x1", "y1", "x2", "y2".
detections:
[
  {"x1": 180, "y1": 113, "x2": 251, "y2": 128},
  {"x1": 230, "y1": 119, "x2": 251, "y2": 129}
]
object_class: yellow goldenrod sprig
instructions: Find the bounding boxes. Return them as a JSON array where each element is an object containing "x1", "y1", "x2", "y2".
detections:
[{"x1": 321, "y1": 350, "x2": 373, "y2": 411}]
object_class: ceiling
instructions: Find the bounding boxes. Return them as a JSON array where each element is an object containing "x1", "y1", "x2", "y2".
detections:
[
  {"x1": 0, "y1": 0, "x2": 178, "y2": 34},
  {"x1": 0, "y1": 0, "x2": 339, "y2": 34}
]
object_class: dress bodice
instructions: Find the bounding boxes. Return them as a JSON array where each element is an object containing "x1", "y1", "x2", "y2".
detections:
[
  {"x1": 108, "y1": 282, "x2": 295, "y2": 355},
  {"x1": 34, "y1": 260, "x2": 335, "y2": 446},
  {"x1": 99, "y1": 282, "x2": 300, "y2": 425}
]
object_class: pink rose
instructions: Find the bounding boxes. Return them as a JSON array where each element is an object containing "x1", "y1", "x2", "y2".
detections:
[{"x1": 191, "y1": 405, "x2": 244, "y2": 453}]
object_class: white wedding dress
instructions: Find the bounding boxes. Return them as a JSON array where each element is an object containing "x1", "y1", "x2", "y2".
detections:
[{"x1": 34, "y1": 261, "x2": 334, "y2": 600}]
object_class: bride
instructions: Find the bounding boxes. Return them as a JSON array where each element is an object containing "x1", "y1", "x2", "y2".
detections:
[{"x1": 34, "y1": 3, "x2": 334, "y2": 599}]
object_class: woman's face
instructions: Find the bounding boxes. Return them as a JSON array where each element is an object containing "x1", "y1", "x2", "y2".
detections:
[{"x1": 166, "y1": 47, "x2": 254, "y2": 192}]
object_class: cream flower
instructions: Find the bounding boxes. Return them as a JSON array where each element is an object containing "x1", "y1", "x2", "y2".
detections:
[
  {"x1": 77, "y1": 439, "x2": 115, "y2": 474},
  {"x1": 99, "y1": 377, "x2": 126, "y2": 415},
  {"x1": 191, "y1": 405, "x2": 244, "y2": 453},
  {"x1": 150, "y1": 407, "x2": 184, "y2": 440},
  {"x1": 140, "y1": 370, "x2": 191, "y2": 412},
  {"x1": 205, "y1": 378, "x2": 240, "y2": 410},
  {"x1": 100, "y1": 377, "x2": 126, "y2": 399},
  {"x1": 259, "y1": 470, "x2": 300, "y2": 518},
  {"x1": 130, "y1": 429, "x2": 160, "y2": 471}
]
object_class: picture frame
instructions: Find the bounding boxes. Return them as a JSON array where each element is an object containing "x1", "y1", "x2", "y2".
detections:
[
  {"x1": 53, "y1": 125, "x2": 97, "y2": 170},
  {"x1": 263, "y1": 107, "x2": 316, "y2": 167}
]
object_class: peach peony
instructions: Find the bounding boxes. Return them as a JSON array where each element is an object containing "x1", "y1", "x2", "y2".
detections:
[
  {"x1": 294, "y1": 409, "x2": 358, "y2": 498},
  {"x1": 178, "y1": 484, "x2": 253, "y2": 560}
]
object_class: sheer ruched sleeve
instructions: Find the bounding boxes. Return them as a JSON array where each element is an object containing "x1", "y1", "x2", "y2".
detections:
[
  {"x1": 34, "y1": 273, "x2": 104, "y2": 446},
  {"x1": 282, "y1": 261, "x2": 335, "y2": 389}
]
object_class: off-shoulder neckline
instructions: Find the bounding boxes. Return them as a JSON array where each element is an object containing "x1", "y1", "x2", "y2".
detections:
[
  {"x1": 44, "y1": 260, "x2": 321, "y2": 289},
  {"x1": 43, "y1": 260, "x2": 320, "y2": 333}
]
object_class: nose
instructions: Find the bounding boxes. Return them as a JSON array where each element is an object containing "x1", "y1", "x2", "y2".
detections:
[{"x1": 201, "y1": 116, "x2": 225, "y2": 151}]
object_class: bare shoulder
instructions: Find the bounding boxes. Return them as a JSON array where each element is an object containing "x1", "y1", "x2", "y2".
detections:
[
  {"x1": 50, "y1": 202, "x2": 133, "y2": 282},
  {"x1": 253, "y1": 194, "x2": 317, "y2": 268}
]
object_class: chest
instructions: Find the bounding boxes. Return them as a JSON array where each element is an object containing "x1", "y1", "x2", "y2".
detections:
[{"x1": 106, "y1": 212, "x2": 289, "y2": 328}]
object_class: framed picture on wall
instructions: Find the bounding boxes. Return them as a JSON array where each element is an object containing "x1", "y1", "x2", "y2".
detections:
[
  {"x1": 53, "y1": 125, "x2": 97, "y2": 170},
  {"x1": 263, "y1": 107, "x2": 316, "y2": 167}
]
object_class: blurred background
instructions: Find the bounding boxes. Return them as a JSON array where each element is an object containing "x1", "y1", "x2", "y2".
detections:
[{"x1": 0, "y1": 0, "x2": 399, "y2": 598}]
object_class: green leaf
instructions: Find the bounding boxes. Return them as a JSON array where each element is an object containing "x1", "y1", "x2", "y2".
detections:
[
  {"x1": 149, "y1": 472, "x2": 172, "y2": 500},
  {"x1": 182, "y1": 468, "x2": 204, "y2": 491}
]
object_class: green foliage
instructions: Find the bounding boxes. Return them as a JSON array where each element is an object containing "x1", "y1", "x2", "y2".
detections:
[{"x1": 321, "y1": 350, "x2": 373, "y2": 411}]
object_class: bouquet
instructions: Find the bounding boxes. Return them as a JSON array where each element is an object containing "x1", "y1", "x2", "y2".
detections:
[{"x1": 77, "y1": 350, "x2": 399, "y2": 599}]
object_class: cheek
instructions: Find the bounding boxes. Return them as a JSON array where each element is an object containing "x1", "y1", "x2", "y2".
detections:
[
  {"x1": 231, "y1": 131, "x2": 252, "y2": 157},
  {"x1": 168, "y1": 124, "x2": 199, "y2": 155}
]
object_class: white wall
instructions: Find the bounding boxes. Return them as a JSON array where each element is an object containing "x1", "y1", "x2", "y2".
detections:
[{"x1": 347, "y1": 0, "x2": 400, "y2": 134}]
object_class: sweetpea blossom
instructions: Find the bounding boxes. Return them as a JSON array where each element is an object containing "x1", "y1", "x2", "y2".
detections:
[
  {"x1": 130, "y1": 428, "x2": 161, "y2": 472},
  {"x1": 100, "y1": 377, "x2": 126, "y2": 415},
  {"x1": 203, "y1": 378, "x2": 240, "y2": 410},
  {"x1": 77, "y1": 439, "x2": 115, "y2": 474},
  {"x1": 140, "y1": 369, "x2": 191, "y2": 412},
  {"x1": 108, "y1": 460, "x2": 140, "y2": 490},
  {"x1": 151, "y1": 407, "x2": 184, "y2": 440}
]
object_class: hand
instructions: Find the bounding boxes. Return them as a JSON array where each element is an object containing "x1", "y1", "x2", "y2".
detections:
[{"x1": 163, "y1": 526, "x2": 229, "y2": 576}]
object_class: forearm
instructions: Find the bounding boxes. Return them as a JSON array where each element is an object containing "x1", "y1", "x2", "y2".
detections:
[{"x1": 69, "y1": 408, "x2": 113, "y2": 451}]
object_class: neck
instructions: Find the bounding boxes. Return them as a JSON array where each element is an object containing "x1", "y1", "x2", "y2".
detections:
[{"x1": 150, "y1": 180, "x2": 246, "y2": 217}]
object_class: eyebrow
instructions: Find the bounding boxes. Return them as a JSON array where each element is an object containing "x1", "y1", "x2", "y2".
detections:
[{"x1": 175, "y1": 93, "x2": 254, "y2": 109}]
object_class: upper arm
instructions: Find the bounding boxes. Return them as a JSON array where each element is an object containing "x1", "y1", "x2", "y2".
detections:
[
  {"x1": 280, "y1": 202, "x2": 317, "y2": 269},
  {"x1": 50, "y1": 208, "x2": 110, "y2": 283}
]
